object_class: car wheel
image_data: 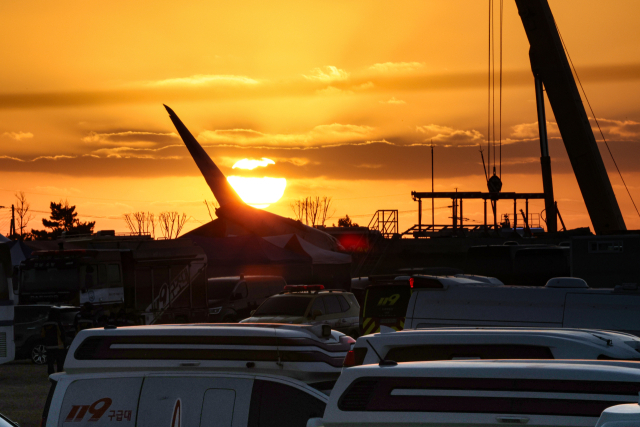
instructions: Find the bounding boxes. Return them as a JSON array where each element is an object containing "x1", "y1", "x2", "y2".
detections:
[{"x1": 31, "y1": 343, "x2": 47, "y2": 365}]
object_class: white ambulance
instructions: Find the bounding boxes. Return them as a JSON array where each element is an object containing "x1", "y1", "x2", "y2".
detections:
[
  {"x1": 42, "y1": 324, "x2": 354, "y2": 427},
  {"x1": 405, "y1": 276, "x2": 640, "y2": 336}
]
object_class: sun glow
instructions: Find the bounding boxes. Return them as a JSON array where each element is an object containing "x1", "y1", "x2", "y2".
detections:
[{"x1": 227, "y1": 158, "x2": 286, "y2": 208}]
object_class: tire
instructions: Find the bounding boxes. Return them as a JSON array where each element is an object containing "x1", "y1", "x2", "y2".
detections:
[{"x1": 31, "y1": 343, "x2": 48, "y2": 365}]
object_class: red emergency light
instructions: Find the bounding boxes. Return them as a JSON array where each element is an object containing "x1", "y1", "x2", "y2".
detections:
[{"x1": 284, "y1": 285, "x2": 325, "y2": 292}]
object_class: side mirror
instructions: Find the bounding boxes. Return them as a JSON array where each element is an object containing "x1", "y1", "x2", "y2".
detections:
[
  {"x1": 311, "y1": 309, "x2": 323, "y2": 320},
  {"x1": 250, "y1": 310, "x2": 256, "y2": 316}
]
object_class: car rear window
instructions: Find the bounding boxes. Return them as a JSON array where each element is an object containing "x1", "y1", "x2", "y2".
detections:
[
  {"x1": 254, "y1": 296, "x2": 311, "y2": 316},
  {"x1": 363, "y1": 285, "x2": 411, "y2": 319}
]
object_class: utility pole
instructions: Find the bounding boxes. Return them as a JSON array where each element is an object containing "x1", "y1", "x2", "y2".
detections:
[
  {"x1": 431, "y1": 143, "x2": 434, "y2": 229},
  {"x1": 10, "y1": 204, "x2": 16, "y2": 238}
]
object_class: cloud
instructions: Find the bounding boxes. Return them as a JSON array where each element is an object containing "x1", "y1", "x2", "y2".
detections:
[
  {"x1": 379, "y1": 97, "x2": 406, "y2": 105},
  {"x1": 3, "y1": 131, "x2": 33, "y2": 141},
  {"x1": 369, "y1": 62, "x2": 425, "y2": 73},
  {"x1": 232, "y1": 158, "x2": 275, "y2": 170},
  {"x1": 510, "y1": 121, "x2": 560, "y2": 140},
  {"x1": 316, "y1": 86, "x2": 353, "y2": 96},
  {"x1": 416, "y1": 124, "x2": 484, "y2": 145},
  {"x1": 146, "y1": 74, "x2": 260, "y2": 86},
  {"x1": 198, "y1": 123, "x2": 375, "y2": 148},
  {"x1": 82, "y1": 131, "x2": 178, "y2": 145},
  {"x1": 34, "y1": 186, "x2": 82, "y2": 195},
  {"x1": 356, "y1": 163, "x2": 383, "y2": 168},
  {"x1": 588, "y1": 117, "x2": 640, "y2": 141},
  {"x1": 303, "y1": 66, "x2": 349, "y2": 82},
  {"x1": 91, "y1": 146, "x2": 182, "y2": 159}
]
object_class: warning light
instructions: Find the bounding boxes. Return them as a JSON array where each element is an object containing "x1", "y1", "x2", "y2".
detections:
[{"x1": 409, "y1": 278, "x2": 414, "y2": 288}]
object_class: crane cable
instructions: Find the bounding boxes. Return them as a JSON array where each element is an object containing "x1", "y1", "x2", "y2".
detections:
[
  {"x1": 487, "y1": 0, "x2": 503, "y2": 180},
  {"x1": 553, "y1": 18, "x2": 640, "y2": 220}
]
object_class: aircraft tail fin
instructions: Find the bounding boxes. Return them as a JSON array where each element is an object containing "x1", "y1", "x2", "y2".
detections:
[{"x1": 164, "y1": 105, "x2": 244, "y2": 206}]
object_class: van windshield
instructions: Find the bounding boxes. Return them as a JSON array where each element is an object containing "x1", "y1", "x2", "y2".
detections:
[
  {"x1": 364, "y1": 285, "x2": 412, "y2": 319},
  {"x1": 254, "y1": 296, "x2": 310, "y2": 316},
  {"x1": 207, "y1": 280, "x2": 239, "y2": 300}
]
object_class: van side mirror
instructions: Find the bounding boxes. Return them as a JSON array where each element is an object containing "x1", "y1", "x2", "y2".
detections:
[{"x1": 311, "y1": 309, "x2": 323, "y2": 320}]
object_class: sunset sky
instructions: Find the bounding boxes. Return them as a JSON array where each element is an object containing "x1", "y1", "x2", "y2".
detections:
[{"x1": 2, "y1": 0, "x2": 640, "y2": 236}]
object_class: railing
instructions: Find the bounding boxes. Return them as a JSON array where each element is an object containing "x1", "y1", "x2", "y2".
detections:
[{"x1": 368, "y1": 210, "x2": 399, "y2": 238}]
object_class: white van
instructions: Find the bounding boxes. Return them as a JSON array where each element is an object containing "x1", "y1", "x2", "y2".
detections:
[
  {"x1": 345, "y1": 328, "x2": 640, "y2": 367},
  {"x1": 405, "y1": 276, "x2": 640, "y2": 336},
  {"x1": 317, "y1": 360, "x2": 640, "y2": 427},
  {"x1": 43, "y1": 324, "x2": 353, "y2": 427}
]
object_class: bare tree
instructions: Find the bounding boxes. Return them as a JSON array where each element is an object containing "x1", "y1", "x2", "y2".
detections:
[
  {"x1": 123, "y1": 212, "x2": 156, "y2": 238},
  {"x1": 158, "y1": 211, "x2": 188, "y2": 239},
  {"x1": 15, "y1": 191, "x2": 34, "y2": 239},
  {"x1": 289, "y1": 196, "x2": 333, "y2": 227},
  {"x1": 204, "y1": 199, "x2": 219, "y2": 221},
  {"x1": 318, "y1": 196, "x2": 334, "y2": 227}
]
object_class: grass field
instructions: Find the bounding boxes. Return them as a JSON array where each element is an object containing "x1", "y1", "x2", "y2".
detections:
[{"x1": 0, "y1": 360, "x2": 52, "y2": 427}]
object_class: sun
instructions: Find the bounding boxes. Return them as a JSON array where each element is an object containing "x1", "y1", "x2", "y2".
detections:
[{"x1": 227, "y1": 158, "x2": 286, "y2": 209}]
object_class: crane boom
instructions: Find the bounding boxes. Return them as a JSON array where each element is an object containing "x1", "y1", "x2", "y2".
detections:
[{"x1": 514, "y1": 0, "x2": 626, "y2": 234}]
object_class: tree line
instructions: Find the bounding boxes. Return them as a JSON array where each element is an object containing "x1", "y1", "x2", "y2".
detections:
[{"x1": 6, "y1": 192, "x2": 361, "y2": 241}]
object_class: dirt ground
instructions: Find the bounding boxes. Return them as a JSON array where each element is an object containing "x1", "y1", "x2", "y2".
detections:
[{"x1": 0, "y1": 360, "x2": 53, "y2": 427}]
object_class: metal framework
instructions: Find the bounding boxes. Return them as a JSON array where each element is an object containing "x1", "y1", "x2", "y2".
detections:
[
  {"x1": 410, "y1": 191, "x2": 546, "y2": 237},
  {"x1": 368, "y1": 210, "x2": 399, "y2": 238}
]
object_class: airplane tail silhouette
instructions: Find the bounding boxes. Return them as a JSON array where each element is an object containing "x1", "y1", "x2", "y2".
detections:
[
  {"x1": 164, "y1": 105, "x2": 244, "y2": 206},
  {"x1": 164, "y1": 105, "x2": 340, "y2": 251}
]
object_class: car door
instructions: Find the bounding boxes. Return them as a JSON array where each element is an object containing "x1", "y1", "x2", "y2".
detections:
[
  {"x1": 248, "y1": 378, "x2": 326, "y2": 427},
  {"x1": 137, "y1": 376, "x2": 253, "y2": 427},
  {"x1": 57, "y1": 377, "x2": 143, "y2": 427}
]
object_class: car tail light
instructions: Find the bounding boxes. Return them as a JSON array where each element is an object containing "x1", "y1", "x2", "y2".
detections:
[
  {"x1": 409, "y1": 278, "x2": 414, "y2": 288},
  {"x1": 343, "y1": 350, "x2": 357, "y2": 367}
]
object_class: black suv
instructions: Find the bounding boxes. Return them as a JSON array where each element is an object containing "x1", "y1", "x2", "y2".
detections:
[
  {"x1": 207, "y1": 276, "x2": 287, "y2": 322},
  {"x1": 14, "y1": 305, "x2": 79, "y2": 364}
]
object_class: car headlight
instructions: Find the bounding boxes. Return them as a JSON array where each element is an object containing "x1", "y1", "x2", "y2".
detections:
[{"x1": 209, "y1": 307, "x2": 222, "y2": 315}]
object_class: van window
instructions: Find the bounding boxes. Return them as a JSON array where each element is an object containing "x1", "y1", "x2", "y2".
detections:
[
  {"x1": 58, "y1": 377, "x2": 143, "y2": 427},
  {"x1": 322, "y1": 295, "x2": 342, "y2": 315},
  {"x1": 248, "y1": 380, "x2": 325, "y2": 427},
  {"x1": 207, "y1": 279, "x2": 239, "y2": 300},
  {"x1": 385, "y1": 344, "x2": 555, "y2": 362},
  {"x1": 235, "y1": 283, "x2": 248, "y2": 299},
  {"x1": 248, "y1": 281, "x2": 271, "y2": 299},
  {"x1": 364, "y1": 286, "x2": 411, "y2": 318}
]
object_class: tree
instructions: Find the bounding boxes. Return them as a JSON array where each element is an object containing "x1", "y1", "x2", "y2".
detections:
[
  {"x1": 336, "y1": 214, "x2": 359, "y2": 228},
  {"x1": 31, "y1": 200, "x2": 95, "y2": 240},
  {"x1": 123, "y1": 212, "x2": 156, "y2": 238},
  {"x1": 290, "y1": 196, "x2": 334, "y2": 227},
  {"x1": 13, "y1": 191, "x2": 34, "y2": 240},
  {"x1": 158, "y1": 211, "x2": 188, "y2": 239}
]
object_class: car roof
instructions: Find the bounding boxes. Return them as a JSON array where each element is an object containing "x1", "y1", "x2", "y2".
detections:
[
  {"x1": 340, "y1": 359, "x2": 640, "y2": 381},
  {"x1": 357, "y1": 327, "x2": 640, "y2": 357},
  {"x1": 64, "y1": 323, "x2": 353, "y2": 383}
]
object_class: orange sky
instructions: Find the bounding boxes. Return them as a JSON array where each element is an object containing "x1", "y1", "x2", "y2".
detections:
[{"x1": 2, "y1": 0, "x2": 640, "y2": 236}]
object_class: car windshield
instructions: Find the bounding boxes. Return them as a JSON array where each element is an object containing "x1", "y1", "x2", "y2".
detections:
[
  {"x1": 254, "y1": 296, "x2": 311, "y2": 316},
  {"x1": 207, "y1": 280, "x2": 239, "y2": 300}
]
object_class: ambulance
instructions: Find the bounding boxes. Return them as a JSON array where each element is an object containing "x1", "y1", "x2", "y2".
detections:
[{"x1": 42, "y1": 324, "x2": 354, "y2": 427}]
